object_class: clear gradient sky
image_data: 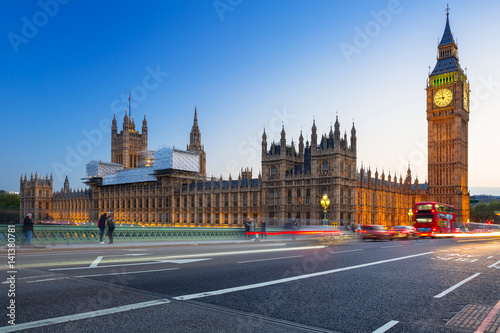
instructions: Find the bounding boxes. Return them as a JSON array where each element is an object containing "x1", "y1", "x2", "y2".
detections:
[{"x1": 1, "y1": 0, "x2": 499, "y2": 194}]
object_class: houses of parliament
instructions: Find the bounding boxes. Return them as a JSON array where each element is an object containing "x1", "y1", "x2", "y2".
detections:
[{"x1": 19, "y1": 12, "x2": 470, "y2": 227}]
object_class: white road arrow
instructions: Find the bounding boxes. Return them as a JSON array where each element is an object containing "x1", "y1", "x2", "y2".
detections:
[{"x1": 89, "y1": 254, "x2": 152, "y2": 267}]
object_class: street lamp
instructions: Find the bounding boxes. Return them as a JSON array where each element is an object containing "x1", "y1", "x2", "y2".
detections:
[
  {"x1": 408, "y1": 208, "x2": 413, "y2": 226},
  {"x1": 320, "y1": 193, "x2": 330, "y2": 226}
]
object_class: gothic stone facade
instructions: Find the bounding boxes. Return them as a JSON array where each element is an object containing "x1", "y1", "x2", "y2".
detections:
[{"x1": 20, "y1": 111, "x2": 426, "y2": 227}]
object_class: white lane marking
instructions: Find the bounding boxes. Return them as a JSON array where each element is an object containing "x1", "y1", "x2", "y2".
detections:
[
  {"x1": 2, "y1": 275, "x2": 56, "y2": 284},
  {"x1": 89, "y1": 256, "x2": 103, "y2": 268},
  {"x1": 381, "y1": 245, "x2": 404, "y2": 249},
  {"x1": 26, "y1": 277, "x2": 67, "y2": 283},
  {"x1": 328, "y1": 249, "x2": 363, "y2": 254},
  {"x1": 75, "y1": 268, "x2": 179, "y2": 278},
  {"x1": 237, "y1": 255, "x2": 303, "y2": 264},
  {"x1": 155, "y1": 259, "x2": 212, "y2": 264},
  {"x1": 373, "y1": 320, "x2": 399, "y2": 333},
  {"x1": 106, "y1": 253, "x2": 152, "y2": 257},
  {"x1": 488, "y1": 260, "x2": 500, "y2": 268},
  {"x1": 17, "y1": 245, "x2": 323, "y2": 270},
  {"x1": 21, "y1": 274, "x2": 56, "y2": 280},
  {"x1": 173, "y1": 251, "x2": 434, "y2": 300},
  {"x1": 50, "y1": 258, "x2": 212, "y2": 271},
  {"x1": 26, "y1": 268, "x2": 180, "y2": 283},
  {"x1": 0, "y1": 299, "x2": 170, "y2": 332},
  {"x1": 434, "y1": 273, "x2": 481, "y2": 298},
  {"x1": 487, "y1": 256, "x2": 493, "y2": 259}
]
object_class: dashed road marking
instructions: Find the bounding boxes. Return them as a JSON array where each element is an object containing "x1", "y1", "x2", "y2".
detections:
[
  {"x1": 174, "y1": 251, "x2": 434, "y2": 300},
  {"x1": 0, "y1": 299, "x2": 170, "y2": 332},
  {"x1": 89, "y1": 256, "x2": 103, "y2": 268},
  {"x1": 434, "y1": 273, "x2": 481, "y2": 298},
  {"x1": 373, "y1": 320, "x2": 399, "y2": 333}
]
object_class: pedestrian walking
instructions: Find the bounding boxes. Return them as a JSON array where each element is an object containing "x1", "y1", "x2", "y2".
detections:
[
  {"x1": 106, "y1": 213, "x2": 115, "y2": 244},
  {"x1": 260, "y1": 219, "x2": 267, "y2": 239},
  {"x1": 244, "y1": 219, "x2": 250, "y2": 239},
  {"x1": 98, "y1": 212, "x2": 108, "y2": 244},
  {"x1": 23, "y1": 213, "x2": 34, "y2": 245},
  {"x1": 248, "y1": 219, "x2": 255, "y2": 241}
]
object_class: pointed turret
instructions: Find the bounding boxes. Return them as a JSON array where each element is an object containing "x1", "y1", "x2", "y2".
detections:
[
  {"x1": 280, "y1": 124, "x2": 286, "y2": 151},
  {"x1": 430, "y1": 7, "x2": 463, "y2": 77},
  {"x1": 123, "y1": 110, "x2": 129, "y2": 130},
  {"x1": 188, "y1": 106, "x2": 202, "y2": 151},
  {"x1": 298, "y1": 130, "x2": 304, "y2": 158},
  {"x1": 63, "y1": 174, "x2": 70, "y2": 192},
  {"x1": 334, "y1": 115, "x2": 340, "y2": 142},
  {"x1": 405, "y1": 163, "x2": 412, "y2": 184},
  {"x1": 142, "y1": 114, "x2": 148, "y2": 147},
  {"x1": 439, "y1": 6, "x2": 455, "y2": 48},
  {"x1": 187, "y1": 106, "x2": 206, "y2": 176},
  {"x1": 262, "y1": 128, "x2": 267, "y2": 159},
  {"x1": 350, "y1": 121, "x2": 357, "y2": 152},
  {"x1": 311, "y1": 119, "x2": 317, "y2": 149}
]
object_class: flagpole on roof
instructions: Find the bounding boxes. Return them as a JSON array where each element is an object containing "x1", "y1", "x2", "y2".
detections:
[{"x1": 128, "y1": 91, "x2": 131, "y2": 119}]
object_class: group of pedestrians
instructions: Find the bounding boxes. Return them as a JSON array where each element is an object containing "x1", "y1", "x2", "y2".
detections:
[
  {"x1": 20, "y1": 212, "x2": 116, "y2": 246},
  {"x1": 244, "y1": 218, "x2": 267, "y2": 240},
  {"x1": 98, "y1": 212, "x2": 115, "y2": 244}
]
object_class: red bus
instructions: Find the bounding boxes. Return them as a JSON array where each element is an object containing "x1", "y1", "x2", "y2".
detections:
[{"x1": 413, "y1": 202, "x2": 455, "y2": 237}]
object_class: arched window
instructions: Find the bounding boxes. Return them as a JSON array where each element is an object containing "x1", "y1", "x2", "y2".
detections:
[{"x1": 271, "y1": 166, "x2": 277, "y2": 179}]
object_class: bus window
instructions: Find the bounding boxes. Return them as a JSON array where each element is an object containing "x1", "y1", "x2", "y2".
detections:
[
  {"x1": 416, "y1": 204, "x2": 433, "y2": 211},
  {"x1": 416, "y1": 214, "x2": 433, "y2": 223}
]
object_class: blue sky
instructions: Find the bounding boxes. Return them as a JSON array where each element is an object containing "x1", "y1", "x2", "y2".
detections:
[{"x1": 1, "y1": 0, "x2": 499, "y2": 195}]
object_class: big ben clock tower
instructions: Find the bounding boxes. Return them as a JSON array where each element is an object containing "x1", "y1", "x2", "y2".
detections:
[{"x1": 427, "y1": 8, "x2": 470, "y2": 223}]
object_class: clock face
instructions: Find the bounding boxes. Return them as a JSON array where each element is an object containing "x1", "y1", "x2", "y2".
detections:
[
  {"x1": 434, "y1": 88, "x2": 453, "y2": 107},
  {"x1": 463, "y1": 86, "x2": 469, "y2": 111}
]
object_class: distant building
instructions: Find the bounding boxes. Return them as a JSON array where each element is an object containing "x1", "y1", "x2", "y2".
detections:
[{"x1": 470, "y1": 195, "x2": 500, "y2": 206}]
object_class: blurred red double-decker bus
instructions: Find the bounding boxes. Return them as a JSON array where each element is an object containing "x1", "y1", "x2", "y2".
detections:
[{"x1": 413, "y1": 202, "x2": 455, "y2": 237}]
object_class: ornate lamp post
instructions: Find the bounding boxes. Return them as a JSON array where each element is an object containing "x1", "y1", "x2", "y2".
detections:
[
  {"x1": 320, "y1": 194, "x2": 330, "y2": 226},
  {"x1": 408, "y1": 208, "x2": 413, "y2": 226}
]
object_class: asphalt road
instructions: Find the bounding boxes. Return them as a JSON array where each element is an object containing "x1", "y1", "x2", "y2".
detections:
[{"x1": 1, "y1": 237, "x2": 500, "y2": 332}]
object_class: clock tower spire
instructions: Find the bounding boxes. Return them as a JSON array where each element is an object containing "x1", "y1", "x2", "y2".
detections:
[{"x1": 426, "y1": 7, "x2": 469, "y2": 223}]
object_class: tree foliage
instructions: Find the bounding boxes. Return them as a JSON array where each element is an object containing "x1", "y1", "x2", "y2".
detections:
[
  {"x1": 0, "y1": 193, "x2": 20, "y2": 223},
  {"x1": 470, "y1": 201, "x2": 500, "y2": 224},
  {"x1": 0, "y1": 192, "x2": 20, "y2": 208}
]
